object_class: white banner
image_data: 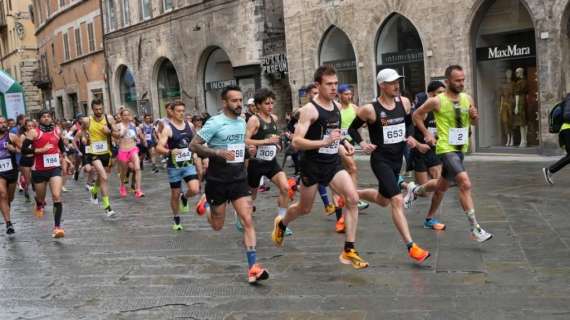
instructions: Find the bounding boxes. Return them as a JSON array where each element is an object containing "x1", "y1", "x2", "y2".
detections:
[
  {"x1": 5, "y1": 92, "x2": 26, "y2": 119},
  {"x1": 0, "y1": 72, "x2": 15, "y2": 93}
]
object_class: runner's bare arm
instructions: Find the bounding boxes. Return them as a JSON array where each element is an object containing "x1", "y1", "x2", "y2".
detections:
[
  {"x1": 413, "y1": 96, "x2": 440, "y2": 145},
  {"x1": 467, "y1": 95, "x2": 479, "y2": 125},
  {"x1": 155, "y1": 125, "x2": 171, "y2": 155},
  {"x1": 292, "y1": 104, "x2": 337, "y2": 150},
  {"x1": 190, "y1": 135, "x2": 228, "y2": 159},
  {"x1": 244, "y1": 116, "x2": 261, "y2": 146}
]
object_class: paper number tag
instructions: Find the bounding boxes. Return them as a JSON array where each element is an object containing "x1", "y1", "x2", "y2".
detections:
[
  {"x1": 145, "y1": 133, "x2": 152, "y2": 141},
  {"x1": 428, "y1": 127, "x2": 437, "y2": 136},
  {"x1": 92, "y1": 141, "x2": 108, "y2": 153},
  {"x1": 382, "y1": 122, "x2": 405, "y2": 144},
  {"x1": 256, "y1": 145, "x2": 277, "y2": 161},
  {"x1": 318, "y1": 129, "x2": 340, "y2": 154},
  {"x1": 175, "y1": 148, "x2": 192, "y2": 162},
  {"x1": 448, "y1": 128, "x2": 468, "y2": 145},
  {"x1": 0, "y1": 158, "x2": 13, "y2": 172},
  {"x1": 227, "y1": 143, "x2": 245, "y2": 163},
  {"x1": 43, "y1": 154, "x2": 60, "y2": 168}
]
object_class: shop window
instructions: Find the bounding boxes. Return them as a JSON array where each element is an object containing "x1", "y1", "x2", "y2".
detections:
[
  {"x1": 118, "y1": 66, "x2": 137, "y2": 112},
  {"x1": 157, "y1": 59, "x2": 180, "y2": 117},
  {"x1": 203, "y1": 48, "x2": 234, "y2": 115}
]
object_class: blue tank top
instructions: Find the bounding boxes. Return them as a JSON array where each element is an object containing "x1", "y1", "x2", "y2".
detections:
[
  {"x1": 142, "y1": 123, "x2": 154, "y2": 142},
  {"x1": 0, "y1": 133, "x2": 16, "y2": 173},
  {"x1": 167, "y1": 120, "x2": 194, "y2": 168}
]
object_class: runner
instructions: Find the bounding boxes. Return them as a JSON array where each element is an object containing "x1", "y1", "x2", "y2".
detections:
[
  {"x1": 156, "y1": 101, "x2": 200, "y2": 231},
  {"x1": 412, "y1": 65, "x2": 493, "y2": 243},
  {"x1": 80, "y1": 99, "x2": 117, "y2": 217},
  {"x1": 245, "y1": 88, "x2": 292, "y2": 235},
  {"x1": 190, "y1": 85, "x2": 269, "y2": 284},
  {"x1": 543, "y1": 94, "x2": 570, "y2": 184},
  {"x1": 18, "y1": 119, "x2": 35, "y2": 202},
  {"x1": 139, "y1": 114, "x2": 159, "y2": 174},
  {"x1": 405, "y1": 81, "x2": 447, "y2": 231},
  {"x1": 271, "y1": 65, "x2": 368, "y2": 269},
  {"x1": 116, "y1": 109, "x2": 144, "y2": 198},
  {"x1": 348, "y1": 68, "x2": 431, "y2": 263},
  {"x1": 0, "y1": 117, "x2": 21, "y2": 235},
  {"x1": 27, "y1": 110, "x2": 70, "y2": 238}
]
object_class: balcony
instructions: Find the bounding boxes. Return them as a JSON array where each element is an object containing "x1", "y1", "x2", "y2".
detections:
[{"x1": 32, "y1": 68, "x2": 51, "y2": 90}]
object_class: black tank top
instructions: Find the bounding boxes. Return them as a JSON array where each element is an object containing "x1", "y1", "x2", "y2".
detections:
[
  {"x1": 252, "y1": 114, "x2": 278, "y2": 140},
  {"x1": 413, "y1": 111, "x2": 437, "y2": 144},
  {"x1": 303, "y1": 99, "x2": 341, "y2": 164},
  {"x1": 167, "y1": 120, "x2": 193, "y2": 168},
  {"x1": 369, "y1": 97, "x2": 406, "y2": 162}
]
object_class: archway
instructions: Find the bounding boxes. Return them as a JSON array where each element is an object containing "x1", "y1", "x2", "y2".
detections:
[
  {"x1": 156, "y1": 58, "x2": 180, "y2": 117},
  {"x1": 376, "y1": 14, "x2": 425, "y2": 101},
  {"x1": 203, "y1": 48, "x2": 234, "y2": 115},
  {"x1": 319, "y1": 26, "x2": 359, "y2": 103},
  {"x1": 472, "y1": 0, "x2": 537, "y2": 150},
  {"x1": 116, "y1": 65, "x2": 137, "y2": 113}
]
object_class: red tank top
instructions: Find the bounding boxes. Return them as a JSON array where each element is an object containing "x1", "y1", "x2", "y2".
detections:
[{"x1": 32, "y1": 127, "x2": 61, "y2": 171}]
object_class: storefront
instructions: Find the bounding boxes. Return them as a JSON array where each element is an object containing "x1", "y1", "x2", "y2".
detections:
[
  {"x1": 473, "y1": 0, "x2": 538, "y2": 151},
  {"x1": 376, "y1": 14, "x2": 425, "y2": 101},
  {"x1": 319, "y1": 26, "x2": 359, "y2": 103},
  {"x1": 156, "y1": 59, "x2": 181, "y2": 117},
  {"x1": 203, "y1": 48, "x2": 235, "y2": 115},
  {"x1": 117, "y1": 66, "x2": 137, "y2": 113}
]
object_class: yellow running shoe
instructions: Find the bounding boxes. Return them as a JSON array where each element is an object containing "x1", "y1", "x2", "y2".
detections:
[
  {"x1": 339, "y1": 249, "x2": 369, "y2": 269},
  {"x1": 324, "y1": 204, "x2": 336, "y2": 216},
  {"x1": 271, "y1": 216, "x2": 285, "y2": 247}
]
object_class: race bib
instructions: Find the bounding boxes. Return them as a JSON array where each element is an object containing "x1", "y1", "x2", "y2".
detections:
[
  {"x1": 318, "y1": 129, "x2": 340, "y2": 154},
  {"x1": 128, "y1": 129, "x2": 137, "y2": 139},
  {"x1": 382, "y1": 122, "x2": 406, "y2": 144},
  {"x1": 145, "y1": 133, "x2": 152, "y2": 141},
  {"x1": 85, "y1": 145, "x2": 92, "y2": 154},
  {"x1": 448, "y1": 127, "x2": 468, "y2": 145},
  {"x1": 256, "y1": 145, "x2": 277, "y2": 161},
  {"x1": 227, "y1": 143, "x2": 245, "y2": 163},
  {"x1": 91, "y1": 141, "x2": 108, "y2": 153},
  {"x1": 0, "y1": 158, "x2": 13, "y2": 172},
  {"x1": 175, "y1": 148, "x2": 192, "y2": 162},
  {"x1": 43, "y1": 154, "x2": 60, "y2": 168},
  {"x1": 428, "y1": 127, "x2": 437, "y2": 136}
]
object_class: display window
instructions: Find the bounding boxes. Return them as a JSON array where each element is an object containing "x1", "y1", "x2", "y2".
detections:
[
  {"x1": 118, "y1": 66, "x2": 137, "y2": 113},
  {"x1": 157, "y1": 59, "x2": 181, "y2": 117},
  {"x1": 203, "y1": 48, "x2": 235, "y2": 115}
]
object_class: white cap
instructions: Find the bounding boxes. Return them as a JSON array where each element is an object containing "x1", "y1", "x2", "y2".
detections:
[
  {"x1": 247, "y1": 98, "x2": 255, "y2": 105},
  {"x1": 376, "y1": 68, "x2": 404, "y2": 84}
]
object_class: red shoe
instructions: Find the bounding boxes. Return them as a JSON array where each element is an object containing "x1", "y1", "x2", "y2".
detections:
[
  {"x1": 248, "y1": 263, "x2": 269, "y2": 284},
  {"x1": 34, "y1": 206, "x2": 44, "y2": 218},
  {"x1": 408, "y1": 243, "x2": 430, "y2": 263},
  {"x1": 196, "y1": 195, "x2": 207, "y2": 216},
  {"x1": 335, "y1": 216, "x2": 345, "y2": 233},
  {"x1": 287, "y1": 177, "x2": 298, "y2": 201},
  {"x1": 119, "y1": 185, "x2": 127, "y2": 198},
  {"x1": 135, "y1": 190, "x2": 145, "y2": 198}
]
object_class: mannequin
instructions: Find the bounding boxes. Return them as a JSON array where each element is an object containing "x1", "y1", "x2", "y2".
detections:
[
  {"x1": 512, "y1": 67, "x2": 528, "y2": 147},
  {"x1": 498, "y1": 69, "x2": 514, "y2": 146}
]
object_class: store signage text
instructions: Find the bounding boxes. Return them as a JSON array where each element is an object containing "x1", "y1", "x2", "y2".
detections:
[
  {"x1": 262, "y1": 53, "x2": 288, "y2": 74},
  {"x1": 477, "y1": 42, "x2": 535, "y2": 61},
  {"x1": 205, "y1": 79, "x2": 237, "y2": 91},
  {"x1": 323, "y1": 60, "x2": 356, "y2": 71},
  {"x1": 381, "y1": 50, "x2": 424, "y2": 65}
]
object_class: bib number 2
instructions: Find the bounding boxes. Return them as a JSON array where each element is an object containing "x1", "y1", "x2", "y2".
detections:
[{"x1": 448, "y1": 128, "x2": 468, "y2": 146}]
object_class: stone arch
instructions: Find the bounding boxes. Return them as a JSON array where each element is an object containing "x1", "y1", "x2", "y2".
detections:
[
  {"x1": 196, "y1": 46, "x2": 235, "y2": 115},
  {"x1": 151, "y1": 57, "x2": 181, "y2": 118},
  {"x1": 113, "y1": 64, "x2": 138, "y2": 114}
]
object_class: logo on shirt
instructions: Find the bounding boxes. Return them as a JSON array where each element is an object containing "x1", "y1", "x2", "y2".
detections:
[{"x1": 223, "y1": 134, "x2": 244, "y2": 143}]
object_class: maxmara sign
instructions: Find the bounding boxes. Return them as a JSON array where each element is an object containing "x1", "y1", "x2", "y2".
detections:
[{"x1": 477, "y1": 42, "x2": 535, "y2": 61}]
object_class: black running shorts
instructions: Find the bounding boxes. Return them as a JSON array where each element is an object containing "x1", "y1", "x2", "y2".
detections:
[
  {"x1": 299, "y1": 157, "x2": 343, "y2": 187},
  {"x1": 247, "y1": 159, "x2": 283, "y2": 188},
  {"x1": 440, "y1": 152, "x2": 465, "y2": 181},
  {"x1": 86, "y1": 153, "x2": 111, "y2": 168},
  {"x1": 370, "y1": 155, "x2": 402, "y2": 199},
  {"x1": 32, "y1": 168, "x2": 62, "y2": 184},
  {"x1": 411, "y1": 148, "x2": 441, "y2": 173},
  {"x1": 205, "y1": 179, "x2": 251, "y2": 207}
]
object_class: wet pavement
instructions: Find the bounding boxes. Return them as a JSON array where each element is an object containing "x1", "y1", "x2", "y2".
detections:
[{"x1": 1, "y1": 157, "x2": 570, "y2": 319}]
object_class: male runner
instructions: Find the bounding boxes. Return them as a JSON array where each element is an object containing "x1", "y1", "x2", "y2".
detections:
[
  {"x1": 412, "y1": 65, "x2": 493, "y2": 243},
  {"x1": 271, "y1": 65, "x2": 368, "y2": 269},
  {"x1": 140, "y1": 114, "x2": 159, "y2": 173},
  {"x1": 0, "y1": 117, "x2": 21, "y2": 235},
  {"x1": 543, "y1": 94, "x2": 570, "y2": 184},
  {"x1": 190, "y1": 85, "x2": 269, "y2": 284}
]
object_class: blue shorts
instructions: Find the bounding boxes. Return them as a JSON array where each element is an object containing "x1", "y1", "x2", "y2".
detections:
[{"x1": 167, "y1": 165, "x2": 198, "y2": 188}]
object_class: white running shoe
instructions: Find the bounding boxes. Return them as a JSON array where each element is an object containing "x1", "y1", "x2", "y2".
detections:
[
  {"x1": 471, "y1": 225, "x2": 493, "y2": 243},
  {"x1": 542, "y1": 168, "x2": 553, "y2": 185},
  {"x1": 105, "y1": 208, "x2": 116, "y2": 218},
  {"x1": 403, "y1": 181, "x2": 417, "y2": 209}
]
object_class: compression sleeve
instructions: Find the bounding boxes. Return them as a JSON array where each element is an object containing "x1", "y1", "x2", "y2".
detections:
[{"x1": 348, "y1": 116, "x2": 366, "y2": 144}]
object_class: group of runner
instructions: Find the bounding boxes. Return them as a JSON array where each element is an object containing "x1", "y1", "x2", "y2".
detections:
[{"x1": 0, "y1": 63, "x2": 498, "y2": 285}]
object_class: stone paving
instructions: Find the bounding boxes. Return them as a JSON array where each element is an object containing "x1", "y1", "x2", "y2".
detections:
[{"x1": 1, "y1": 158, "x2": 570, "y2": 319}]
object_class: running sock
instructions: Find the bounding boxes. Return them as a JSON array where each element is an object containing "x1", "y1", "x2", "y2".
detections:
[
  {"x1": 406, "y1": 241, "x2": 414, "y2": 250},
  {"x1": 465, "y1": 209, "x2": 479, "y2": 229},
  {"x1": 54, "y1": 202, "x2": 63, "y2": 227},
  {"x1": 335, "y1": 208, "x2": 343, "y2": 221},
  {"x1": 91, "y1": 184, "x2": 99, "y2": 195},
  {"x1": 246, "y1": 248, "x2": 256, "y2": 268},
  {"x1": 278, "y1": 220, "x2": 287, "y2": 231},
  {"x1": 180, "y1": 194, "x2": 188, "y2": 207},
  {"x1": 344, "y1": 241, "x2": 355, "y2": 252},
  {"x1": 278, "y1": 207, "x2": 286, "y2": 218},
  {"x1": 102, "y1": 196, "x2": 110, "y2": 209},
  {"x1": 173, "y1": 216, "x2": 181, "y2": 225},
  {"x1": 318, "y1": 184, "x2": 330, "y2": 206}
]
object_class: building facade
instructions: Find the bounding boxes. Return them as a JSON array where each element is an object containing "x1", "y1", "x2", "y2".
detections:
[
  {"x1": 0, "y1": 0, "x2": 42, "y2": 116},
  {"x1": 284, "y1": 0, "x2": 570, "y2": 155},
  {"x1": 102, "y1": 0, "x2": 290, "y2": 119},
  {"x1": 32, "y1": 0, "x2": 108, "y2": 120}
]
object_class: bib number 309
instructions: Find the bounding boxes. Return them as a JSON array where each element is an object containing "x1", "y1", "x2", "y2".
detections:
[
  {"x1": 256, "y1": 145, "x2": 277, "y2": 161},
  {"x1": 448, "y1": 127, "x2": 468, "y2": 146},
  {"x1": 227, "y1": 143, "x2": 245, "y2": 163}
]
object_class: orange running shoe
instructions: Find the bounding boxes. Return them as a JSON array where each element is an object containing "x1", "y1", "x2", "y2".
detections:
[
  {"x1": 408, "y1": 243, "x2": 430, "y2": 263},
  {"x1": 271, "y1": 215, "x2": 285, "y2": 247},
  {"x1": 248, "y1": 263, "x2": 269, "y2": 284},
  {"x1": 52, "y1": 227, "x2": 65, "y2": 238},
  {"x1": 34, "y1": 206, "x2": 44, "y2": 218},
  {"x1": 335, "y1": 195, "x2": 345, "y2": 209},
  {"x1": 339, "y1": 248, "x2": 369, "y2": 269},
  {"x1": 196, "y1": 195, "x2": 207, "y2": 216},
  {"x1": 335, "y1": 216, "x2": 345, "y2": 233},
  {"x1": 287, "y1": 177, "x2": 297, "y2": 201}
]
